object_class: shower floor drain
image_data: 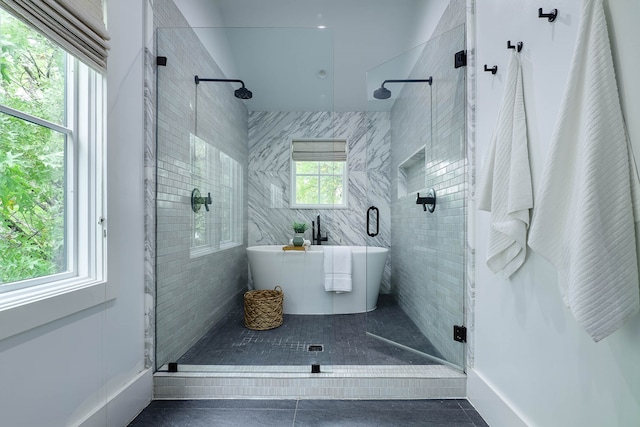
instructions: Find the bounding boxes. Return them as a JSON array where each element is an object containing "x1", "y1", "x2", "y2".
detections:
[{"x1": 308, "y1": 344, "x2": 324, "y2": 352}]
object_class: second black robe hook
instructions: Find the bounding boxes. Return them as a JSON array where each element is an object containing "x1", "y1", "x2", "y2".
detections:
[
  {"x1": 484, "y1": 65, "x2": 498, "y2": 75},
  {"x1": 538, "y1": 8, "x2": 558, "y2": 22},
  {"x1": 507, "y1": 41, "x2": 523, "y2": 52}
]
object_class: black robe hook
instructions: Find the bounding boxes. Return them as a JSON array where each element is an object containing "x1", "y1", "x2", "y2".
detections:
[
  {"x1": 538, "y1": 8, "x2": 558, "y2": 22},
  {"x1": 484, "y1": 64, "x2": 498, "y2": 75},
  {"x1": 507, "y1": 41, "x2": 523, "y2": 53}
]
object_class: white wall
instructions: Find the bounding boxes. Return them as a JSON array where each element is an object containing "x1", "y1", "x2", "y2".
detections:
[
  {"x1": 471, "y1": 1, "x2": 640, "y2": 426},
  {"x1": 103, "y1": 0, "x2": 150, "y2": 418},
  {"x1": 0, "y1": 0, "x2": 151, "y2": 425}
]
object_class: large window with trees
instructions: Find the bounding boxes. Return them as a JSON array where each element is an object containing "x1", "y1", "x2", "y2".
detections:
[{"x1": 0, "y1": 8, "x2": 105, "y2": 293}]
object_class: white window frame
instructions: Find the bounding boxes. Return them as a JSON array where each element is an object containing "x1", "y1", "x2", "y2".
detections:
[
  {"x1": 190, "y1": 134, "x2": 243, "y2": 258},
  {"x1": 290, "y1": 139, "x2": 348, "y2": 209},
  {"x1": 0, "y1": 52, "x2": 108, "y2": 341},
  {"x1": 191, "y1": 134, "x2": 214, "y2": 253},
  {"x1": 217, "y1": 150, "x2": 243, "y2": 250}
]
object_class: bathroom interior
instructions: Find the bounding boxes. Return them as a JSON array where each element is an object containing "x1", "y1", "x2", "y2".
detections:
[
  {"x1": 3, "y1": 0, "x2": 640, "y2": 426},
  {"x1": 154, "y1": 0, "x2": 467, "y2": 380}
]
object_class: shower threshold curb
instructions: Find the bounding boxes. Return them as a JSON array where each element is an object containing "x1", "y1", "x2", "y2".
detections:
[{"x1": 153, "y1": 365, "x2": 466, "y2": 400}]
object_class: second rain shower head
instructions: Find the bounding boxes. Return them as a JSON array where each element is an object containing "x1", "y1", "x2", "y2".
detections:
[
  {"x1": 234, "y1": 86, "x2": 252, "y2": 100},
  {"x1": 195, "y1": 75, "x2": 253, "y2": 100},
  {"x1": 373, "y1": 86, "x2": 392, "y2": 100},
  {"x1": 372, "y1": 77, "x2": 433, "y2": 100}
]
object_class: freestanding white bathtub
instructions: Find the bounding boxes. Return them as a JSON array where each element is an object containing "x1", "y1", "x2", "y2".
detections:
[{"x1": 247, "y1": 245, "x2": 389, "y2": 315}]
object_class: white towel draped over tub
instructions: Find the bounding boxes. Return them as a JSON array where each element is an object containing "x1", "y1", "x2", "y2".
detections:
[
  {"x1": 528, "y1": 0, "x2": 640, "y2": 342},
  {"x1": 323, "y1": 246, "x2": 352, "y2": 292},
  {"x1": 477, "y1": 51, "x2": 533, "y2": 278}
]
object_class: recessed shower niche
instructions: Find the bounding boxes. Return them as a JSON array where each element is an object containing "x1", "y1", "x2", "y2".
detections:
[{"x1": 397, "y1": 145, "x2": 426, "y2": 199}]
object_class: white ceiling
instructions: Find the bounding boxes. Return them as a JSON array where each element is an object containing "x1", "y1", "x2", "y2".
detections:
[{"x1": 174, "y1": 0, "x2": 447, "y2": 112}]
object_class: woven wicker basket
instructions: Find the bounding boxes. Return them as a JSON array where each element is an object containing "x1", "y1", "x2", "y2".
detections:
[{"x1": 244, "y1": 285, "x2": 284, "y2": 330}]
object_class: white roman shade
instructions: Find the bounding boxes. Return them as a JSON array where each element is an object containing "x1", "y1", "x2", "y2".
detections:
[
  {"x1": 1, "y1": 0, "x2": 110, "y2": 72},
  {"x1": 291, "y1": 140, "x2": 347, "y2": 162}
]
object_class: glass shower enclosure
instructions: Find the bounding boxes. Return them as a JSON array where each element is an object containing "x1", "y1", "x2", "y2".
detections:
[
  {"x1": 154, "y1": 26, "x2": 339, "y2": 373},
  {"x1": 365, "y1": 24, "x2": 467, "y2": 369},
  {"x1": 154, "y1": 23, "x2": 467, "y2": 373}
]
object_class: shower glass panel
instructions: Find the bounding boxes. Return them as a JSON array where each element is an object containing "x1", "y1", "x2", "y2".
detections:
[
  {"x1": 155, "y1": 26, "x2": 337, "y2": 373},
  {"x1": 365, "y1": 24, "x2": 467, "y2": 370}
]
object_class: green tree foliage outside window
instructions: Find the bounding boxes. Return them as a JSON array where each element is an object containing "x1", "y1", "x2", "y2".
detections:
[
  {"x1": 294, "y1": 161, "x2": 344, "y2": 206},
  {"x1": 0, "y1": 10, "x2": 67, "y2": 284}
]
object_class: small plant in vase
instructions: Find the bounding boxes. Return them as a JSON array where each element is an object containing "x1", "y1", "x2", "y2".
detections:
[{"x1": 292, "y1": 222, "x2": 308, "y2": 247}]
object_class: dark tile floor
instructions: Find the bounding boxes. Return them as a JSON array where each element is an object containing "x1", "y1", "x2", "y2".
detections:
[
  {"x1": 129, "y1": 399, "x2": 489, "y2": 426},
  {"x1": 175, "y1": 295, "x2": 443, "y2": 366},
  {"x1": 145, "y1": 297, "x2": 484, "y2": 426}
]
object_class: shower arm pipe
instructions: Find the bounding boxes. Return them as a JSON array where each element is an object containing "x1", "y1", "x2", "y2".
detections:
[
  {"x1": 194, "y1": 76, "x2": 248, "y2": 88},
  {"x1": 380, "y1": 77, "x2": 433, "y2": 88}
]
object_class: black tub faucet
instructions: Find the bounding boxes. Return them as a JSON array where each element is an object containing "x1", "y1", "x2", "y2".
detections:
[{"x1": 312, "y1": 214, "x2": 328, "y2": 245}]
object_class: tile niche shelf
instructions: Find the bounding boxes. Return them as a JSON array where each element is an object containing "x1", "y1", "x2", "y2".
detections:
[{"x1": 398, "y1": 145, "x2": 427, "y2": 199}]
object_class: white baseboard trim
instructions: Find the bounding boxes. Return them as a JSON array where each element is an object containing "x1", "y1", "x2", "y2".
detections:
[
  {"x1": 77, "y1": 368, "x2": 153, "y2": 427},
  {"x1": 467, "y1": 368, "x2": 529, "y2": 427}
]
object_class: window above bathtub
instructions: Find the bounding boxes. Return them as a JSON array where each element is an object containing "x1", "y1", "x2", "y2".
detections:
[{"x1": 290, "y1": 139, "x2": 348, "y2": 209}]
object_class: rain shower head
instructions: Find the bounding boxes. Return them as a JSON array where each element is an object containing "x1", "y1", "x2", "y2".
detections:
[
  {"x1": 195, "y1": 75, "x2": 253, "y2": 100},
  {"x1": 234, "y1": 85, "x2": 253, "y2": 100},
  {"x1": 373, "y1": 86, "x2": 391, "y2": 100},
  {"x1": 372, "y1": 77, "x2": 433, "y2": 100}
]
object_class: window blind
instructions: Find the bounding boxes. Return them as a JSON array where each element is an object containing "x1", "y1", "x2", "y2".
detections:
[
  {"x1": 291, "y1": 140, "x2": 347, "y2": 162},
  {"x1": 1, "y1": 0, "x2": 110, "y2": 73}
]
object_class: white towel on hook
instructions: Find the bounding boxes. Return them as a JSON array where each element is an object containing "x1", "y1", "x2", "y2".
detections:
[
  {"x1": 527, "y1": 0, "x2": 640, "y2": 342},
  {"x1": 477, "y1": 51, "x2": 533, "y2": 278},
  {"x1": 323, "y1": 246, "x2": 352, "y2": 292}
]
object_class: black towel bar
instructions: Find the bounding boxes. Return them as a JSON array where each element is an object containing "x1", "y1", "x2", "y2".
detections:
[{"x1": 367, "y1": 206, "x2": 379, "y2": 237}]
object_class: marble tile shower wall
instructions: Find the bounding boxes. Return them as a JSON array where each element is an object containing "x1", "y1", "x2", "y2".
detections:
[
  {"x1": 154, "y1": 0, "x2": 249, "y2": 368},
  {"x1": 248, "y1": 111, "x2": 392, "y2": 291},
  {"x1": 390, "y1": 2, "x2": 466, "y2": 367}
]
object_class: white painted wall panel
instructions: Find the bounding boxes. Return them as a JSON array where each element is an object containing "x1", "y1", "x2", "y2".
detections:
[{"x1": 472, "y1": 1, "x2": 640, "y2": 426}]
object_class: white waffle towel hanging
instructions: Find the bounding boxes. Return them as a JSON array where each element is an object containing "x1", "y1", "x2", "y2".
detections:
[
  {"x1": 477, "y1": 51, "x2": 533, "y2": 279},
  {"x1": 528, "y1": 0, "x2": 640, "y2": 342}
]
